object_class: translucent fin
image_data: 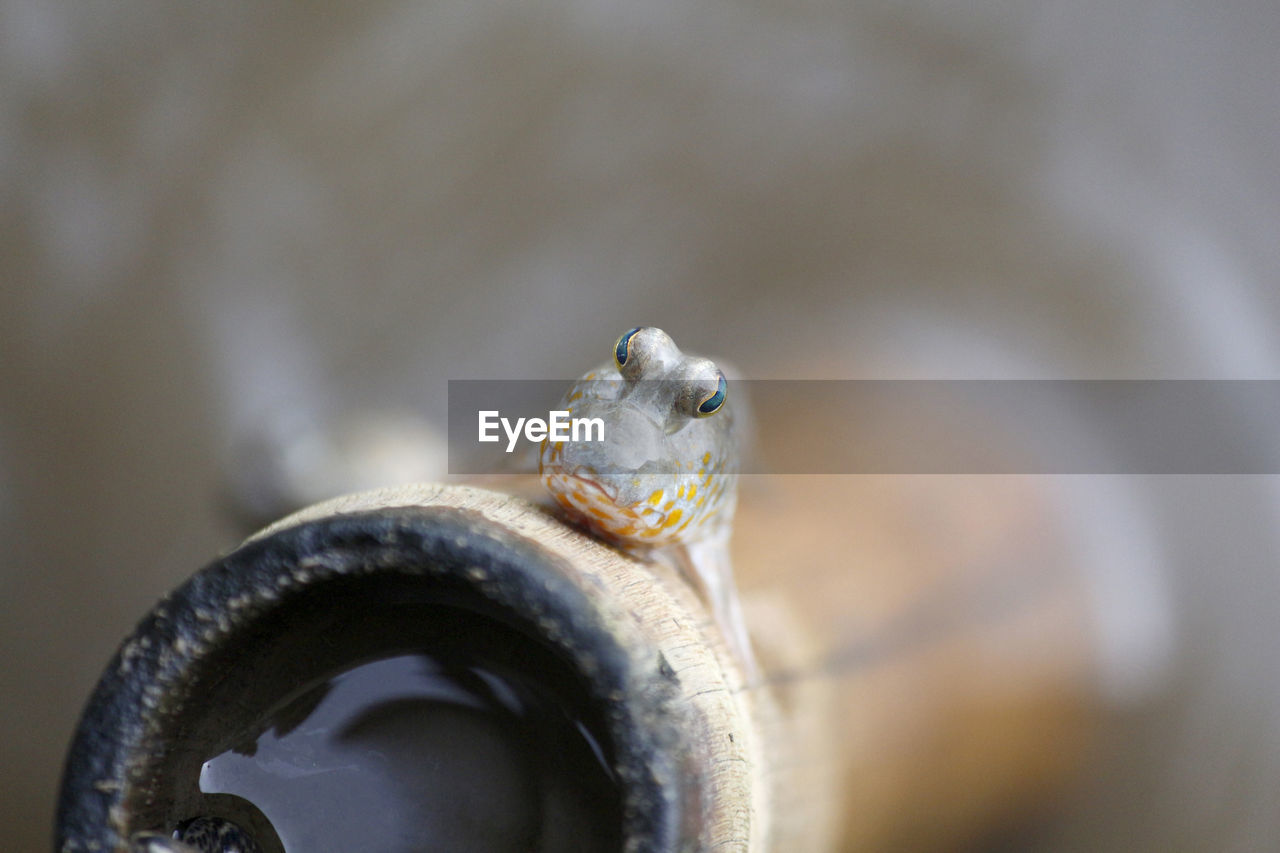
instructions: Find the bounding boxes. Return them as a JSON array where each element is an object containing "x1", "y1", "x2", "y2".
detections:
[{"x1": 664, "y1": 530, "x2": 759, "y2": 682}]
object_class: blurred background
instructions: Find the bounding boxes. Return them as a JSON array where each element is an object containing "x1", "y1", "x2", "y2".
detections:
[{"x1": 3, "y1": 0, "x2": 1279, "y2": 849}]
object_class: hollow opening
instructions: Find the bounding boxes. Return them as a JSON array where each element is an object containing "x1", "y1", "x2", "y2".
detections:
[{"x1": 142, "y1": 573, "x2": 624, "y2": 853}]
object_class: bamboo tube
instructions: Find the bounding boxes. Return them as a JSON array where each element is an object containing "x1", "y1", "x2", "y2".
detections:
[
  {"x1": 735, "y1": 475, "x2": 1095, "y2": 850},
  {"x1": 57, "y1": 479, "x2": 1094, "y2": 852},
  {"x1": 57, "y1": 485, "x2": 774, "y2": 852}
]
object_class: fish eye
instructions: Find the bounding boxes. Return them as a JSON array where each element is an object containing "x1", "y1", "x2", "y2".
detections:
[
  {"x1": 614, "y1": 327, "x2": 644, "y2": 367},
  {"x1": 696, "y1": 372, "x2": 727, "y2": 416}
]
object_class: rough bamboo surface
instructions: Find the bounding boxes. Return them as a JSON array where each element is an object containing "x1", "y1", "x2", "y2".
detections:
[
  {"x1": 251, "y1": 482, "x2": 781, "y2": 850},
  {"x1": 58, "y1": 479, "x2": 1096, "y2": 852},
  {"x1": 256, "y1": 478, "x2": 1098, "y2": 850}
]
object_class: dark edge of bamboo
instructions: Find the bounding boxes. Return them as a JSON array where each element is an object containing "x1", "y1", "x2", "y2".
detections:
[{"x1": 55, "y1": 485, "x2": 769, "y2": 853}]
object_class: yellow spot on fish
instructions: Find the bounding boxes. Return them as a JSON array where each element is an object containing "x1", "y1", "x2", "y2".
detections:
[
  {"x1": 660, "y1": 508, "x2": 684, "y2": 530},
  {"x1": 702, "y1": 451, "x2": 712, "y2": 466},
  {"x1": 687, "y1": 483, "x2": 697, "y2": 499},
  {"x1": 648, "y1": 489, "x2": 664, "y2": 506}
]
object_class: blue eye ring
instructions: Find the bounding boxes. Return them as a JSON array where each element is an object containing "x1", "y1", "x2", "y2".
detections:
[
  {"x1": 696, "y1": 372, "x2": 727, "y2": 416},
  {"x1": 614, "y1": 327, "x2": 643, "y2": 367}
]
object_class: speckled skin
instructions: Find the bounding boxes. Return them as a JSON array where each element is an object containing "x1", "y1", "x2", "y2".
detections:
[
  {"x1": 540, "y1": 327, "x2": 754, "y2": 673},
  {"x1": 539, "y1": 327, "x2": 737, "y2": 547}
]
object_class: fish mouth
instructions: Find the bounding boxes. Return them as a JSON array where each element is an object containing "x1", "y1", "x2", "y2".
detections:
[{"x1": 562, "y1": 467, "x2": 619, "y2": 503}]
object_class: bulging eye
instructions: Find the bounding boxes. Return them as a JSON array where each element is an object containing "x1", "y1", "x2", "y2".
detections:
[
  {"x1": 696, "y1": 372, "x2": 727, "y2": 416},
  {"x1": 614, "y1": 327, "x2": 644, "y2": 367}
]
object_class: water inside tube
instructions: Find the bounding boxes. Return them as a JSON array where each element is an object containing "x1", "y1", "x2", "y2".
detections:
[{"x1": 200, "y1": 653, "x2": 620, "y2": 852}]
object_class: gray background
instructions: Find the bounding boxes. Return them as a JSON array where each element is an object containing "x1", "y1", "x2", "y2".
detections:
[{"x1": 3, "y1": 0, "x2": 1279, "y2": 849}]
